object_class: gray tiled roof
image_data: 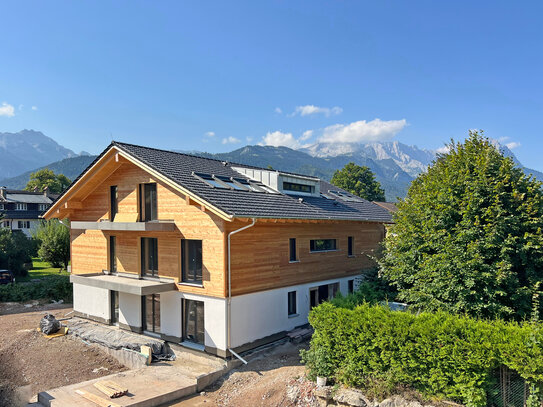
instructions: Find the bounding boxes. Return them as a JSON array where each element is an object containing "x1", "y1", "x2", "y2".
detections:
[{"x1": 109, "y1": 142, "x2": 393, "y2": 223}]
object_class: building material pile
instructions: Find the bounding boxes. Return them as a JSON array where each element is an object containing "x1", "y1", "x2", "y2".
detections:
[{"x1": 93, "y1": 380, "x2": 128, "y2": 398}]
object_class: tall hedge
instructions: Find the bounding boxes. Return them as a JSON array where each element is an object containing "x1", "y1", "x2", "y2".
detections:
[{"x1": 302, "y1": 303, "x2": 543, "y2": 407}]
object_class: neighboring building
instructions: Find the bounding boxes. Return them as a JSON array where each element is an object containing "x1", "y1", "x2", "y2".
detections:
[
  {"x1": 373, "y1": 201, "x2": 398, "y2": 213},
  {"x1": 0, "y1": 188, "x2": 57, "y2": 237},
  {"x1": 44, "y1": 142, "x2": 393, "y2": 357}
]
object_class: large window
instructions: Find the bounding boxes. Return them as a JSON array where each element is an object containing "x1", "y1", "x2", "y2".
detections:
[
  {"x1": 110, "y1": 185, "x2": 118, "y2": 221},
  {"x1": 348, "y1": 236, "x2": 354, "y2": 256},
  {"x1": 16, "y1": 203, "x2": 27, "y2": 211},
  {"x1": 181, "y1": 239, "x2": 203, "y2": 284},
  {"x1": 283, "y1": 182, "x2": 313, "y2": 194},
  {"x1": 288, "y1": 291, "x2": 297, "y2": 316},
  {"x1": 140, "y1": 183, "x2": 157, "y2": 221},
  {"x1": 289, "y1": 238, "x2": 297, "y2": 262},
  {"x1": 183, "y1": 299, "x2": 204, "y2": 345},
  {"x1": 141, "y1": 238, "x2": 158, "y2": 277},
  {"x1": 143, "y1": 294, "x2": 161, "y2": 333},
  {"x1": 310, "y1": 282, "x2": 339, "y2": 309},
  {"x1": 310, "y1": 239, "x2": 337, "y2": 252},
  {"x1": 17, "y1": 221, "x2": 30, "y2": 229},
  {"x1": 109, "y1": 236, "x2": 117, "y2": 273}
]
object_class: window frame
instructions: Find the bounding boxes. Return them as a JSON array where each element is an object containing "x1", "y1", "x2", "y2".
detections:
[
  {"x1": 16, "y1": 203, "x2": 27, "y2": 211},
  {"x1": 289, "y1": 238, "x2": 298, "y2": 262},
  {"x1": 181, "y1": 239, "x2": 203, "y2": 285},
  {"x1": 309, "y1": 239, "x2": 338, "y2": 253},
  {"x1": 348, "y1": 279, "x2": 354, "y2": 294},
  {"x1": 109, "y1": 236, "x2": 117, "y2": 273},
  {"x1": 139, "y1": 183, "x2": 158, "y2": 221},
  {"x1": 141, "y1": 237, "x2": 159, "y2": 277},
  {"x1": 110, "y1": 185, "x2": 118, "y2": 221},
  {"x1": 143, "y1": 294, "x2": 161, "y2": 334},
  {"x1": 348, "y1": 236, "x2": 354, "y2": 257},
  {"x1": 283, "y1": 182, "x2": 314, "y2": 194},
  {"x1": 287, "y1": 290, "x2": 297, "y2": 317}
]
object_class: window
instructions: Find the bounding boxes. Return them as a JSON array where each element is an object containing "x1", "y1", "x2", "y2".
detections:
[
  {"x1": 110, "y1": 291, "x2": 119, "y2": 325},
  {"x1": 139, "y1": 183, "x2": 157, "y2": 221},
  {"x1": 0, "y1": 204, "x2": 5, "y2": 210},
  {"x1": 289, "y1": 238, "x2": 297, "y2": 262},
  {"x1": 16, "y1": 203, "x2": 27, "y2": 211},
  {"x1": 143, "y1": 294, "x2": 161, "y2": 333},
  {"x1": 141, "y1": 238, "x2": 158, "y2": 277},
  {"x1": 348, "y1": 280, "x2": 354, "y2": 293},
  {"x1": 348, "y1": 236, "x2": 354, "y2": 256},
  {"x1": 110, "y1": 185, "x2": 118, "y2": 221},
  {"x1": 38, "y1": 204, "x2": 48, "y2": 211},
  {"x1": 109, "y1": 236, "x2": 117, "y2": 273},
  {"x1": 183, "y1": 299, "x2": 204, "y2": 345},
  {"x1": 288, "y1": 291, "x2": 297, "y2": 316},
  {"x1": 283, "y1": 182, "x2": 314, "y2": 194},
  {"x1": 18, "y1": 221, "x2": 30, "y2": 229},
  {"x1": 181, "y1": 240, "x2": 203, "y2": 284},
  {"x1": 310, "y1": 239, "x2": 337, "y2": 252},
  {"x1": 310, "y1": 282, "x2": 340, "y2": 309}
]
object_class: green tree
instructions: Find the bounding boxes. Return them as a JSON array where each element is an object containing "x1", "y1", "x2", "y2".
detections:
[
  {"x1": 331, "y1": 162, "x2": 386, "y2": 201},
  {"x1": 34, "y1": 220, "x2": 70, "y2": 269},
  {"x1": 25, "y1": 168, "x2": 72, "y2": 194},
  {"x1": 0, "y1": 229, "x2": 31, "y2": 276},
  {"x1": 379, "y1": 131, "x2": 543, "y2": 320}
]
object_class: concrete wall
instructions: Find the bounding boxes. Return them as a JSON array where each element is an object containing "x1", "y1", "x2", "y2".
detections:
[
  {"x1": 73, "y1": 283, "x2": 111, "y2": 322},
  {"x1": 230, "y1": 275, "x2": 355, "y2": 348},
  {"x1": 119, "y1": 292, "x2": 142, "y2": 329}
]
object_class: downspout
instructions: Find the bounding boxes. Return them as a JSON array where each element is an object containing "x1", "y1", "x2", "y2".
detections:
[{"x1": 227, "y1": 218, "x2": 256, "y2": 364}]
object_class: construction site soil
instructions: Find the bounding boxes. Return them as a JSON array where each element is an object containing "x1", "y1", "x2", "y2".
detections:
[{"x1": 0, "y1": 304, "x2": 127, "y2": 407}]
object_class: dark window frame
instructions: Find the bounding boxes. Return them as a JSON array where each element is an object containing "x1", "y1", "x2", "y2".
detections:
[
  {"x1": 283, "y1": 182, "x2": 314, "y2": 194},
  {"x1": 139, "y1": 183, "x2": 157, "y2": 221},
  {"x1": 309, "y1": 239, "x2": 337, "y2": 252},
  {"x1": 288, "y1": 291, "x2": 297, "y2": 316},
  {"x1": 109, "y1": 236, "x2": 117, "y2": 272},
  {"x1": 348, "y1": 236, "x2": 354, "y2": 256},
  {"x1": 289, "y1": 238, "x2": 297, "y2": 262},
  {"x1": 181, "y1": 239, "x2": 203, "y2": 284},
  {"x1": 143, "y1": 294, "x2": 161, "y2": 333},
  {"x1": 182, "y1": 299, "x2": 205, "y2": 345},
  {"x1": 110, "y1": 185, "x2": 118, "y2": 221},
  {"x1": 141, "y1": 237, "x2": 159, "y2": 277},
  {"x1": 110, "y1": 290, "x2": 119, "y2": 324},
  {"x1": 348, "y1": 279, "x2": 354, "y2": 293}
]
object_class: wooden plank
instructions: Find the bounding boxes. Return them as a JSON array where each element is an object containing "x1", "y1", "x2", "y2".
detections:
[
  {"x1": 75, "y1": 389, "x2": 121, "y2": 407},
  {"x1": 93, "y1": 380, "x2": 128, "y2": 398}
]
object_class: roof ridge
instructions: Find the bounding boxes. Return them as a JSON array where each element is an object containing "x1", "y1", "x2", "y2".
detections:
[{"x1": 111, "y1": 141, "x2": 320, "y2": 179}]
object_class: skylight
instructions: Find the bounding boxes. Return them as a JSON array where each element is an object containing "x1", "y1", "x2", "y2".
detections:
[{"x1": 193, "y1": 172, "x2": 278, "y2": 193}]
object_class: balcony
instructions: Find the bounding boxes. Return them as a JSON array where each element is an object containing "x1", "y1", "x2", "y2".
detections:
[
  {"x1": 70, "y1": 273, "x2": 176, "y2": 296},
  {"x1": 71, "y1": 220, "x2": 176, "y2": 232}
]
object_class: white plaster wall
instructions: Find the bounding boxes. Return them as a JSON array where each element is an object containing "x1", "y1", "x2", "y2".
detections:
[
  {"x1": 160, "y1": 291, "x2": 182, "y2": 339},
  {"x1": 230, "y1": 276, "x2": 356, "y2": 348},
  {"x1": 9, "y1": 219, "x2": 39, "y2": 237},
  {"x1": 73, "y1": 283, "x2": 110, "y2": 321},
  {"x1": 119, "y1": 292, "x2": 142, "y2": 328}
]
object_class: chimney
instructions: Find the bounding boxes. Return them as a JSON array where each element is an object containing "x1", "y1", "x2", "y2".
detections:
[
  {"x1": 0, "y1": 187, "x2": 6, "y2": 200},
  {"x1": 43, "y1": 186, "x2": 49, "y2": 198},
  {"x1": 33, "y1": 186, "x2": 39, "y2": 192}
]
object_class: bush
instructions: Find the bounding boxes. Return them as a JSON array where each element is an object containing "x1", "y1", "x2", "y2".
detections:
[
  {"x1": 302, "y1": 302, "x2": 543, "y2": 407},
  {"x1": 0, "y1": 276, "x2": 72, "y2": 303}
]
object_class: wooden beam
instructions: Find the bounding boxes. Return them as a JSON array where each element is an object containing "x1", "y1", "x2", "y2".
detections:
[{"x1": 64, "y1": 201, "x2": 83, "y2": 209}]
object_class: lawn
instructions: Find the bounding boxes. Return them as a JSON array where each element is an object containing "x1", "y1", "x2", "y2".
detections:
[{"x1": 17, "y1": 258, "x2": 70, "y2": 282}]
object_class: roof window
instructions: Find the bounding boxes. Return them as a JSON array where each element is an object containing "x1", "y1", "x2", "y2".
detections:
[{"x1": 193, "y1": 172, "x2": 277, "y2": 193}]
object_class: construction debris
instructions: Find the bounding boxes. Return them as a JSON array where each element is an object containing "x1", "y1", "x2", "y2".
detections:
[
  {"x1": 93, "y1": 380, "x2": 128, "y2": 398},
  {"x1": 39, "y1": 314, "x2": 61, "y2": 335},
  {"x1": 75, "y1": 389, "x2": 121, "y2": 407}
]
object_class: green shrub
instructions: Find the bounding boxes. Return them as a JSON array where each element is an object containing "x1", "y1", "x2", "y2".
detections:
[
  {"x1": 0, "y1": 276, "x2": 72, "y2": 303},
  {"x1": 303, "y1": 302, "x2": 543, "y2": 407}
]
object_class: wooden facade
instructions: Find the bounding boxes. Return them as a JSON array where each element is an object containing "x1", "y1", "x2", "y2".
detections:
[{"x1": 50, "y1": 149, "x2": 386, "y2": 299}]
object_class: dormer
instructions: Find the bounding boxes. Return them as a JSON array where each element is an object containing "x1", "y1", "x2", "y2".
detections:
[{"x1": 231, "y1": 167, "x2": 321, "y2": 197}]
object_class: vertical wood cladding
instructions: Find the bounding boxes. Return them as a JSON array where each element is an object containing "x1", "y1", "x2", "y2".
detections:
[{"x1": 226, "y1": 220, "x2": 385, "y2": 296}]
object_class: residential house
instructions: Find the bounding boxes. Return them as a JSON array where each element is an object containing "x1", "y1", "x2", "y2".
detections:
[
  {"x1": 0, "y1": 188, "x2": 56, "y2": 237},
  {"x1": 44, "y1": 142, "x2": 392, "y2": 357}
]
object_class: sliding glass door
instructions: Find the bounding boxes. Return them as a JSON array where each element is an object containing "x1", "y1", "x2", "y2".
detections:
[
  {"x1": 183, "y1": 299, "x2": 204, "y2": 345},
  {"x1": 143, "y1": 294, "x2": 161, "y2": 334}
]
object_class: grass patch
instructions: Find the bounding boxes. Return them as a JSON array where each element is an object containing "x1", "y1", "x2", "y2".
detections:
[{"x1": 16, "y1": 258, "x2": 70, "y2": 282}]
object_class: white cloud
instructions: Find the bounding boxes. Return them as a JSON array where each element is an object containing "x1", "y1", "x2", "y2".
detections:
[
  {"x1": 246, "y1": 136, "x2": 253, "y2": 143},
  {"x1": 318, "y1": 118, "x2": 407, "y2": 143},
  {"x1": 31, "y1": 106, "x2": 38, "y2": 111},
  {"x1": 274, "y1": 107, "x2": 282, "y2": 114},
  {"x1": 260, "y1": 131, "x2": 301, "y2": 149},
  {"x1": 300, "y1": 130, "x2": 314, "y2": 141},
  {"x1": 204, "y1": 131, "x2": 215, "y2": 138},
  {"x1": 222, "y1": 136, "x2": 241, "y2": 145},
  {"x1": 505, "y1": 141, "x2": 521, "y2": 150},
  {"x1": 0, "y1": 102, "x2": 15, "y2": 117},
  {"x1": 291, "y1": 105, "x2": 343, "y2": 117}
]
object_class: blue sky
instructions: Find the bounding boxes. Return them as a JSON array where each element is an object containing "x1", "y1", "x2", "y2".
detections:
[{"x1": 1, "y1": 1, "x2": 542, "y2": 170}]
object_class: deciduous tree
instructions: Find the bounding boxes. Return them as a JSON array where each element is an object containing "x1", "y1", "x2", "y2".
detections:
[
  {"x1": 25, "y1": 169, "x2": 71, "y2": 194},
  {"x1": 331, "y1": 162, "x2": 385, "y2": 201}
]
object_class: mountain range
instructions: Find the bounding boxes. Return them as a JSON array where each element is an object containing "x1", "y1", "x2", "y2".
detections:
[{"x1": 0, "y1": 130, "x2": 541, "y2": 201}]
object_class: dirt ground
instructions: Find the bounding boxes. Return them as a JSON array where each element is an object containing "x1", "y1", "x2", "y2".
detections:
[
  {"x1": 166, "y1": 340, "x2": 309, "y2": 407},
  {"x1": 0, "y1": 304, "x2": 127, "y2": 407}
]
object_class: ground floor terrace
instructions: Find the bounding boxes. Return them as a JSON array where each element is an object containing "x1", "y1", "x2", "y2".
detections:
[{"x1": 71, "y1": 273, "x2": 357, "y2": 357}]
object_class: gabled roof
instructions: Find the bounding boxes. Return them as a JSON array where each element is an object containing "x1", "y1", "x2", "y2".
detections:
[
  {"x1": 48, "y1": 141, "x2": 393, "y2": 223},
  {"x1": 0, "y1": 189, "x2": 57, "y2": 204}
]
